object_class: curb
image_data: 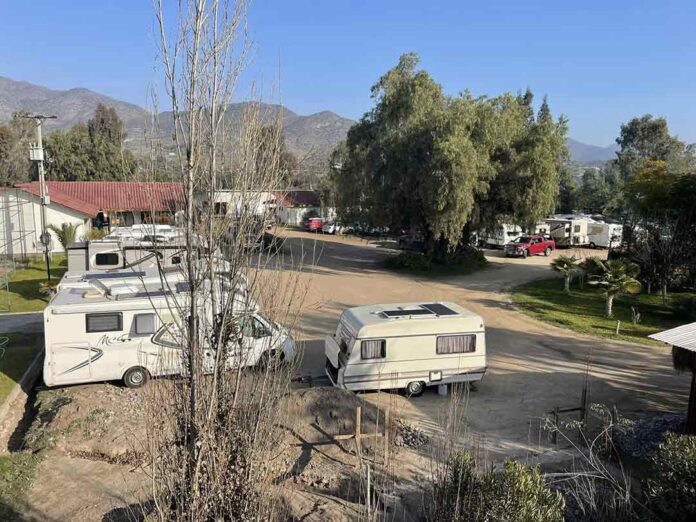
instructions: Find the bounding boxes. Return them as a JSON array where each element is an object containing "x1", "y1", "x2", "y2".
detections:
[{"x1": 0, "y1": 349, "x2": 43, "y2": 425}]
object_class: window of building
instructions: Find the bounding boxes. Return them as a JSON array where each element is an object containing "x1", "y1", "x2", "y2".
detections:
[
  {"x1": 95, "y1": 252, "x2": 120, "y2": 266},
  {"x1": 361, "y1": 339, "x2": 386, "y2": 360},
  {"x1": 214, "y1": 202, "x2": 228, "y2": 216},
  {"x1": 86, "y1": 313, "x2": 122, "y2": 333},
  {"x1": 436, "y1": 334, "x2": 476, "y2": 354},
  {"x1": 134, "y1": 313, "x2": 156, "y2": 335}
]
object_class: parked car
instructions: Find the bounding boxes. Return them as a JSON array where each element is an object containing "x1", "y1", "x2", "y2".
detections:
[
  {"x1": 504, "y1": 235, "x2": 555, "y2": 258},
  {"x1": 321, "y1": 222, "x2": 343, "y2": 235},
  {"x1": 305, "y1": 217, "x2": 325, "y2": 232}
]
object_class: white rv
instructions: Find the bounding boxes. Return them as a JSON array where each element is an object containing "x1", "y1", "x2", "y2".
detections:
[
  {"x1": 43, "y1": 278, "x2": 294, "y2": 388},
  {"x1": 545, "y1": 217, "x2": 589, "y2": 247},
  {"x1": 66, "y1": 236, "x2": 186, "y2": 273},
  {"x1": 325, "y1": 302, "x2": 486, "y2": 396},
  {"x1": 479, "y1": 224, "x2": 523, "y2": 248},
  {"x1": 587, "y1": 222, "x2": 623, "y2": 249}
]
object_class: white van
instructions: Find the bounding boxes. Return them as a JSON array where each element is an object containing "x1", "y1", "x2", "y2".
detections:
[
  {"x1": 325, "y1": 302, "x2": 486, "y2": 396},
  {"x1": 43, "y1": 278, "x2": 294, "y2": 388}
]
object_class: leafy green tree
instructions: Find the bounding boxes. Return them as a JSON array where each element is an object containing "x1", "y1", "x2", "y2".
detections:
[
  {"x1": 587, "y1": 259, "x2": 641, "y2": 318},
  {"x1": 550, "y1": 255, "x2": 582, "y2": 294},
  {"x1": 44, "y1": 105, "x2": 137, "y2": 180},
  {"x1": 556, "y1": 166, "x2": 578, "y2": 213},
  {"x1": 333, "y1": 53, "x2": 567, "y2": 261},
  {"x1": 0, "y1": 112, "x2": 35, "y2": 185},
  {"x1": 48, "y1": 222, "x2": 80, "y2": 250}
]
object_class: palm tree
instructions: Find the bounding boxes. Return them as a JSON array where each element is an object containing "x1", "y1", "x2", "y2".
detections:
[
  {"x1": 48, "y1": 222, "x2": 80, "y2": 251},
  {"x1": 550, "y1": 255, "x2": 582, "y2": 294},
  {"x1": 588, "y1": 259, "x2": 642, "y2": 318}
]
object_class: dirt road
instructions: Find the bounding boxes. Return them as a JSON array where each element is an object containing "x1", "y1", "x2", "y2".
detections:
[{"x1": 281, "y1": 231, "x2": 689, "y2": 461}]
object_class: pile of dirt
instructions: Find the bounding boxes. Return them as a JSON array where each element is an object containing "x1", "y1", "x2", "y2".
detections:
[
  {"x1": 23, "y1": 383, "x2": 146, "y2": 461},
  {"x1": 275, "y1": 387, "x2": 430, "y2": 521}
]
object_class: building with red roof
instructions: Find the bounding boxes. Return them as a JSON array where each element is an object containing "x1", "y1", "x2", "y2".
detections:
[{"x1": 1, "y1": 181, "x2": 184, "y2": 255}]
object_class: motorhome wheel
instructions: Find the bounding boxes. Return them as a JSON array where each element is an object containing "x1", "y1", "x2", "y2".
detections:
[
  {"x1": 406, "y1": 381, "x2": 425, "y2": 397},
  {"x1": 123, "y1": 367, "x2": 149, "y2": 388},
  {"x1": 589, "y1": 242, "x2": 596, "y2": 249}
]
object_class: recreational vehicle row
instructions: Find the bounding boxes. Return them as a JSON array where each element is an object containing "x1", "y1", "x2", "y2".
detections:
[
  {"x1": 43, "y1": 270, "x2": 294, "y2": 388},
  {"x1": 325, "y1": 302, "x2": 486, "y2": 396}
]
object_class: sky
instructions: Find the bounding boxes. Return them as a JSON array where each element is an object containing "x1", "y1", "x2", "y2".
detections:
[{"x1": 1, "y1": 0, "x2": 695, "y2": 146}]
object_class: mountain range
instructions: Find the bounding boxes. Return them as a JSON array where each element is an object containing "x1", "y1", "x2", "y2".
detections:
[{"x1": 0, "y1": 76, "x2": 617, "y2": 167}]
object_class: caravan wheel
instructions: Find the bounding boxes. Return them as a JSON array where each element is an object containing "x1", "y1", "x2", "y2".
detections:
[
  {"x1": 123, "y1": 366, "x2": 149, "y2": 388},
  {"x1": 406, "y1": 381, "x2": 425, "y2": 397}
]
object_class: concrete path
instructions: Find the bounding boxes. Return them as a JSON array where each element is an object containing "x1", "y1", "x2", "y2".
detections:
[{"x1": 0, "y1": 312, "x2": 43, "y2": 334}]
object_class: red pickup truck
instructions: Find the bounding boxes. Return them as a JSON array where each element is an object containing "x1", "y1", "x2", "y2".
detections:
[{"x1": 504, "y1": 235, "x2": 555, "y2": 258}]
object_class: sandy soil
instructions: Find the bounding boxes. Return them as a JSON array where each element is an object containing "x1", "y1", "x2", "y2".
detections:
[{"x1": 10, "y1": 231, "x2": 691, "y2": 520}]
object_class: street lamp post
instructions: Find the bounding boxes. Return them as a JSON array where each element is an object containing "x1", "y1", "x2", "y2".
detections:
[{"x1": 25, "y1": 114, "x2": 57, "y2": 281}]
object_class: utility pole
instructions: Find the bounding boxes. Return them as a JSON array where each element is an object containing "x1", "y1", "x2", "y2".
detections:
[{"x1": 24, "y1": 114, "x2": 57, "y2": 280}]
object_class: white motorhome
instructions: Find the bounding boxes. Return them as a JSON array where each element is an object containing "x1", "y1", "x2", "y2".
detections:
[
  {"x1": 66, "y1": 236, "x2": 186, "y2": 273},
  {"x1": 545, "y1": 217, "x2": 589, "y2": 247},
  {"x1": 479, "y1": 224, "x2": 523, "y2": 248},
  {"x1": 325, "y1": 302, "x2": 486, "y2": 396},
  {"x1": 43, "y1": 277, "x2": 294, "y2": 388},
  {"x1": 587, "y1": 222, "x2": 623, "y2": 249}
]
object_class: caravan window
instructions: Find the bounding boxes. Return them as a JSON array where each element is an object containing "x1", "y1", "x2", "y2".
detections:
[
  {"x1": 436, "y1": 334, "x2": 476, "y2": 354},
  {"x1": 95, "y1": 252, "x2": 120, "y2": 266},
  {"x1": 86, "y1": 312, "x2": 122, "y2": 333},
  {"x1": 361, "y1": 339, "x2": 386, "y2": 360},
  {"x1": 134, "y1": 313, "x2": 156, "y2": 335}
]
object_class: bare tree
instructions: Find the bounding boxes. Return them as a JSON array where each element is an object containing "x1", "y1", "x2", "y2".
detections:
[{"x1": 141, "y1": 1, "x2": 308, "y2": 519}]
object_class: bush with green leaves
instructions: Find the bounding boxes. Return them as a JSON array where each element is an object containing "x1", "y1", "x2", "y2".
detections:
[
  {"x1": 646, "y1": 433, "x2": 696, "y2": 522},
  {"x1": 429, "y1": 451, "x2": 564, "y2": 522},
  {"x1": 48, "y1": 222, "x2": 80, "y2": 250}
]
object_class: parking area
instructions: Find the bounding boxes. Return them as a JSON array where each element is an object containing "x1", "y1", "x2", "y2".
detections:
[{"x1": 278, "y1": 230, "x2": 689, "y2": 461}]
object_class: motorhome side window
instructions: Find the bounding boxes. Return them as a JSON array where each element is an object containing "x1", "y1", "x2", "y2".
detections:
[
  {"x1": 436, "y1": 334, "x2": 476, "y2": 354},
  {"x1": 361, "y1": 339, "x2": 386, "y2": 360},
  {"x1": 134, "y1": 313, "x2": 156, "y2": 335},
  {"x1": 86, "y1": 312, "x2": 122, "y2": 333},
  {"x1": 95, "y1": 252, "x2": 120, "y2": 266}
]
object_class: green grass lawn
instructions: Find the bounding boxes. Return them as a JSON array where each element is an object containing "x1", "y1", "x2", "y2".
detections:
[
  {"x1": 0, "y1": 452, "x2": 40, "y2": 520},
  {"x1": 1, "y1": 255, "x2": 66, "y2": 313},
  {"x1": 0, "y1": 332, "x2": 43, "y2": 404},
  {"x1": 510, "y1": 277, "x2": 696, "y2": 345}
]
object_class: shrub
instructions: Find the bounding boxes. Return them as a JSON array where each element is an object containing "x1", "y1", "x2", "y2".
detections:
[
  {"x1": 646, "y1": 433, "x2": 696, "y2": 522},
  {"x1": 384, "y1": 251, "x2": 431, "y2": 271},
  {"x1": 429, "y1": 451, "x2": 564, "y2": 522},
  {"x1": 83, "y1": 228, "x2": 108, "y2": 241},
  {"x1": 674, "y1": 297, "x2": 696, "y2": 321}
]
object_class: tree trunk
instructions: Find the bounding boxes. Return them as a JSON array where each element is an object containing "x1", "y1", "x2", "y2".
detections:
[
  {"x1": 564, "y1": 275, "x2": 570, "y2": 294},
  {"x1": 687, "y1": 371, "x2": 696, "y2": 435},
  {"x1": 606, "y1": 295, "x2": 614, "y2": 318},
  {"x1": 662, "y1": 284, "x2": 668, "y2": 306},
  {"x1": 646, "y1": 281, "x2": 651, "y2": 294}
]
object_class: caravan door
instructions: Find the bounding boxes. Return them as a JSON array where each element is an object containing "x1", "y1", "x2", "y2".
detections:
[{"x1": 48, "y1": 342, "x2": 98, "y2": 384}]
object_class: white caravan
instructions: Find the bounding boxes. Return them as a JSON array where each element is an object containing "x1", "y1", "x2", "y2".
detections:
[
  {"x1": 587, "y1": 222, "x2": 623, "y2": 249},
  {"x1": 545, "y1": 217, "x2": 589, "y2": 247},
  {"x1": 43, "y1": 278, "x2": 294, "y2": 388},
  {"x1": 325, "y1": 302, "x2": 486, "y2": 396},
  {"x1": 479, "y1": 224, "x2": 523, "y2": 248}
]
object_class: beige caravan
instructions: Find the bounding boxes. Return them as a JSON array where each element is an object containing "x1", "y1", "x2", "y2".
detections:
[{"x1": 325, "y1": 302, "x2": 486, "y2": 396}]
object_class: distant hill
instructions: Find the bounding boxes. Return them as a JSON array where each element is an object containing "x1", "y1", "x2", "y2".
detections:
[
  {"x1": 0, "y1": 76, "x2": 148, "y2": 134},
  {"x1": 1, "y1": 76, "x2": 617, "y2": 172},
  {"x1": 566, "y1": 138, "x2": 618, "y2": 164},
  {"x1": 0, "y1": 76, "x2": 353, "y2": 174}
]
